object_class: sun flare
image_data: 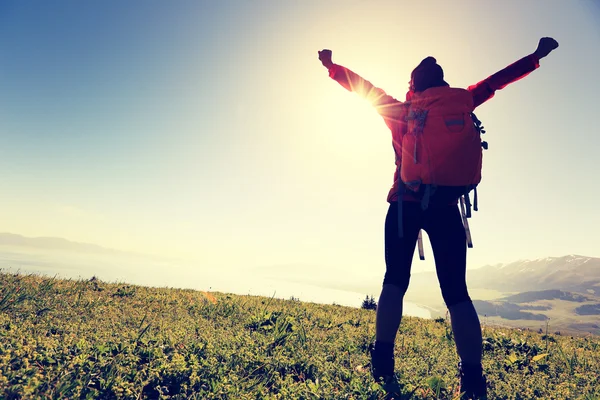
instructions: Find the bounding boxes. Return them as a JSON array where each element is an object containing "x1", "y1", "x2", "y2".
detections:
[{"x1": 318, "y1": 89, "x2": 390, "y2": 158}]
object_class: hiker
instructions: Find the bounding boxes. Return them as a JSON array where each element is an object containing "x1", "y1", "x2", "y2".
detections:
[{"x1": 318, "y1": 37, "x2": 559, "y2": 399}]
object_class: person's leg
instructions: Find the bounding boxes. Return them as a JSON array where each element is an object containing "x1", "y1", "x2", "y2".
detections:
[
  {"x1": 377, "y1": 201, "x2": 421, "y2": 342},
  {"x1": 370, "y1": 201, "x2": 421, "y2": 379},
  {"x1": 375, "y1": 284, "x2": 406, "y2": 343},
  {"x1": 424, "y1": 204, "x2": 486, "y2": 398}
]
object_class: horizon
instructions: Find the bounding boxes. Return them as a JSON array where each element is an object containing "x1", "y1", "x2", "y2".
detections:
[
  {"x1": 1, "y1": 231, "x2": 599, "y2": 327},
  {"x1": 1, "y1": 1, "x2": 599, "y2": 290},
  {"x1": 2, "y1": 240, "x2": 599, "y2": 336},
  {"x1": 2, "y1": 231, "x2": 596, "y2": 268}
]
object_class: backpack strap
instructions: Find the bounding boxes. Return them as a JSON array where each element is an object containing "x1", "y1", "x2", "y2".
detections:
[
  {"x1": 420, "y1": 184, "x2": 438, "y2": 211},
  {"x1": 421, "y1": 184, "x2": 431, "y2": 211},
  {"x1": 417, "y1": 230, "x2": 425, "y2": 260},
  {"x1": 397, "y1": 178, "x2": 404, "y2": 239},
  {"x1": 407, "y1": 108, "x2": 428, "y2": 164},
  {"x1": 464, "y1": 189, "x2": 473, "y2": 218},
  {"x1": 459, "y1": 196, "x2": 474, "y2": 248}
]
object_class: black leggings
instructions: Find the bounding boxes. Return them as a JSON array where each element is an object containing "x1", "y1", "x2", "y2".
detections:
[{"x1": 383, "y1": 201, "x2": 471, "y2": 307}]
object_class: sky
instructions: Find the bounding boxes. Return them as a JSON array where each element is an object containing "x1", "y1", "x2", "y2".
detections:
[{"x1": 1, "y1": 0, "x2": 599, "y2": 287}]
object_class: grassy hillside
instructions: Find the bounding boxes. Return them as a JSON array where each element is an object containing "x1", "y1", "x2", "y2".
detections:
[{"x1": 1, "y1": 272, "x2": 599, "y2": 399}]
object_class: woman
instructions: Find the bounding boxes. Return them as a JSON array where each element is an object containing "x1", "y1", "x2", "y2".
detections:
[{"x1": 317, "y1": 37, "x2": 558, "y2": 399}]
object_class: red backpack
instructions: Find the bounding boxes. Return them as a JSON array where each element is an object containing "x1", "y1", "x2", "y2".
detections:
[{"x1": 398, "y1": 86, "x2": 488, "y2": 252}]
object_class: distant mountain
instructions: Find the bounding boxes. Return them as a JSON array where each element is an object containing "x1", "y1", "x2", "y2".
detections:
[
  {"x1": 292, "y1": 255, "x2": 600, "y2": 303},
  {"x1": 575, "y1": 304, "x2": 600, "y2": 316},
  {"x1": 398, "y1": 255, "x2": 600, "y2": 335},
  {"x1": 501, "y1": 290, "x2": 590, "y2": 303},
  {"x1": 0, "y1": 233, "x2": 127, "y2": 256},
  {"x1": 467, "y1": 255, "x2": 600, "y2": 295},
  {"x1": 472, "y1": 300, "x2": 549, "y2": 321}
]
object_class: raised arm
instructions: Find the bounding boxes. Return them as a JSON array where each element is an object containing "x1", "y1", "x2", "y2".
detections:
[
  {"x1": 318, "y1": 49, "x2": 405, "y2": 128},
  {"x1": 468, "y1": 38, "x2": 559, "y2": 108}
]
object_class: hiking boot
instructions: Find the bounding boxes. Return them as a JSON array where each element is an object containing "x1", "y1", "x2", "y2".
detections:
[
  {"x1": 458, "y1": 362, "x2": 487, "y2": 400},
  {"x1": 369, "y1": 342, "x2": 394, "y2": 382}
]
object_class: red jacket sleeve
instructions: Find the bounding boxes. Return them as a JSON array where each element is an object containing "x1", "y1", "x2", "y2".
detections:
[
  {"x1": 327, "y1": 64, "x2": 411, "y2": 203},
  {"x1": 468, "y1": 53, "x2": 541, "y2": 108},
  {"x1": 328, "y1": 64, "x2": 406, "y2": 131}
]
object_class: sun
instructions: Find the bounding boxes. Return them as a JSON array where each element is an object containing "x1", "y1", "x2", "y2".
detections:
[{"x1": 317, "y1": 88, "x2": 391, "y2": 160}]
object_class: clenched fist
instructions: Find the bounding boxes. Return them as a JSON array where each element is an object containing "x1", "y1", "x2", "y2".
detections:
[
  {"x1": 318, "y1": 49, "x2": 333, "y2": 69},
  {"x1": 534, "y1": 37, "x2": 559, "y2": 59}
]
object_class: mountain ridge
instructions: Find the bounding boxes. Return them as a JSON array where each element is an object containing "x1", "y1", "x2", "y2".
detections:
[
  {"x1": 0, "y1": 232, "x2": 127, "y2": 255},
  {"x1": 466, "y1": 254, "x2": 600, "y2": 295}
]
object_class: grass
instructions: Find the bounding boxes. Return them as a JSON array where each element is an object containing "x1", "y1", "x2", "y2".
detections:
[{"x1": 1, "y1": 271, "x2": 599, "y2": 399}]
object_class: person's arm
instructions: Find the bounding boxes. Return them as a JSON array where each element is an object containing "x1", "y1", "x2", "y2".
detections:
[
  {"x1": 318, "y1": 49, "x2": 405, "y2": 127},
  {"x1": 468, "y1": 37, "x2": 559, "y2": 108}
]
